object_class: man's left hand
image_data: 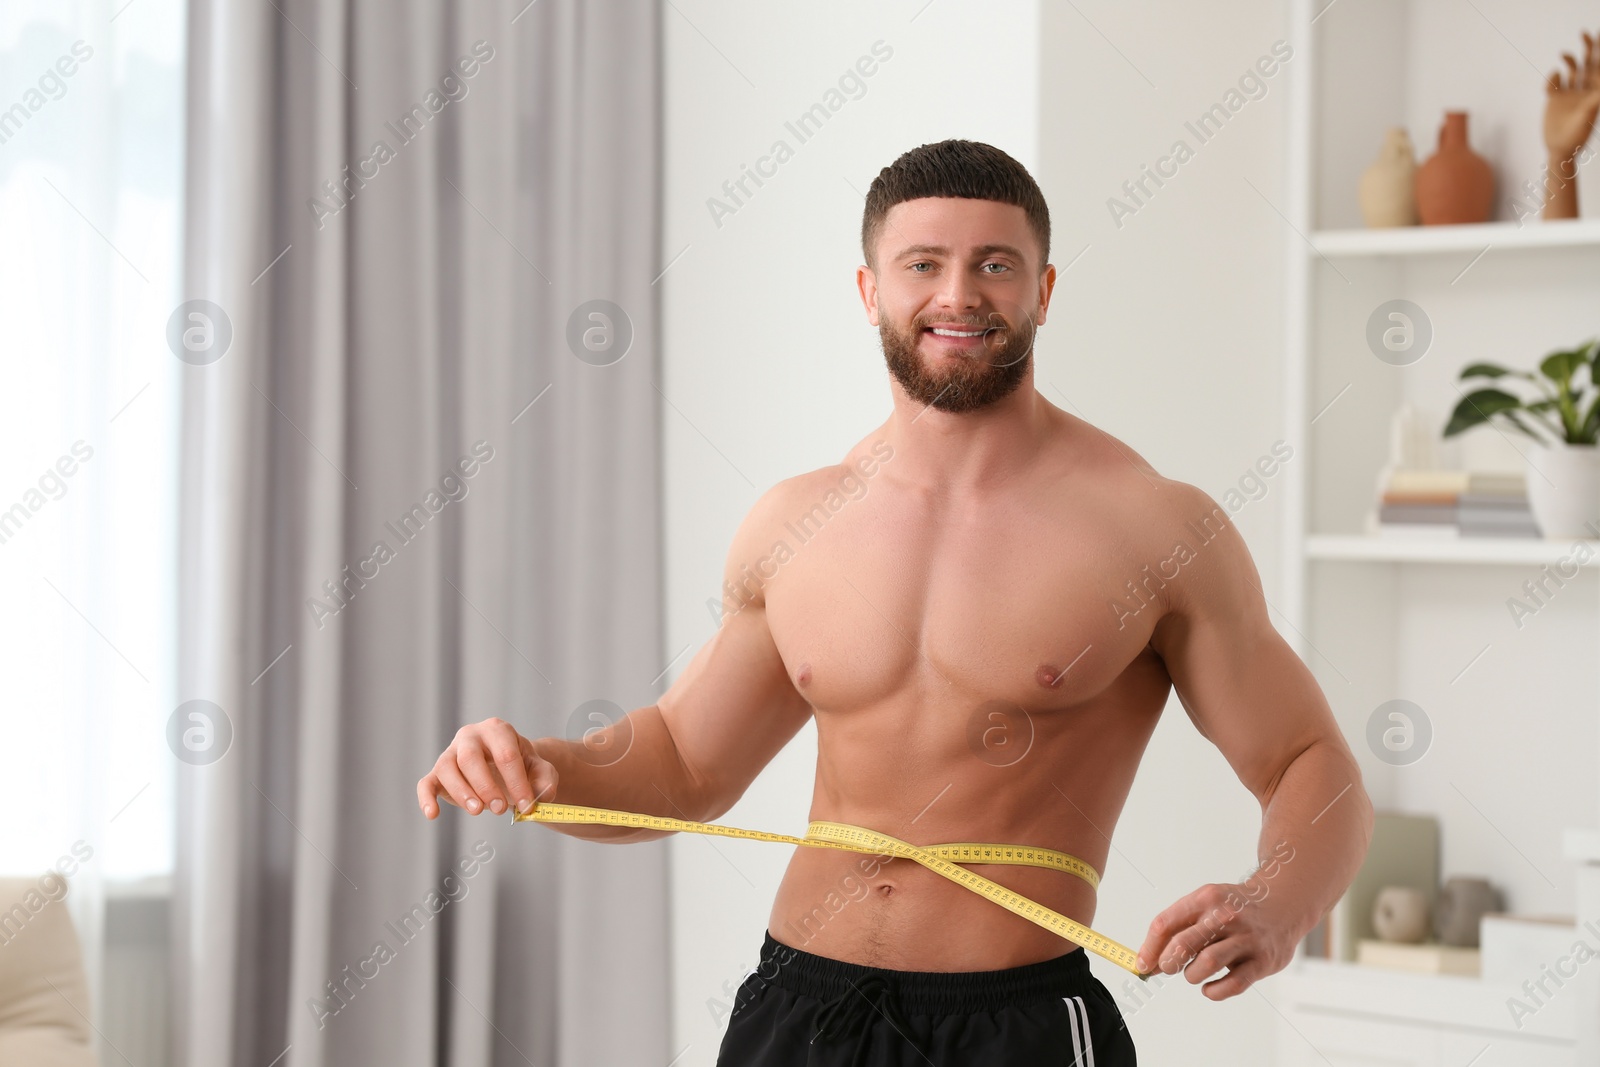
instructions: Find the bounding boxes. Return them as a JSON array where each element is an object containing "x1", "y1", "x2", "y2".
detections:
[{"x1": 1134, "y1": 877, "x2": 1301, "y2": 1001}]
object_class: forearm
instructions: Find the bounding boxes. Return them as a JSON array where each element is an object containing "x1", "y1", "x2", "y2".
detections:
[
  {"x1": 1543, "y1": 151, "x2": 1582, "y2": 220},
  {"x1": 530, "y1": 703, "x2": 710, "y2": 844},
  {"x1": 1254, "y1": 738, "x2": 1375, "y2": 939}
]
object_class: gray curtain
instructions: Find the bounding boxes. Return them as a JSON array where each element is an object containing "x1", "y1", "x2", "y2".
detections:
[{"x1": 174, "y1": 2, "x2": 668, "y2": 1065}]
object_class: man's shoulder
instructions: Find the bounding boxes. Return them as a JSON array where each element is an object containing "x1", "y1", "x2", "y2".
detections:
[
  {"x1": 1133, "y1": 474, "x2": 1258, "y2": 619},
  {"x1": 1052, "y1": 413, "x2": 1226, "y2": 524},
  {"x1": 1056, "y1": 410, "x2": 1167, "y2": 489},
  {"x1": 760, "y1": 439, "x2": 897, "y2": 513},
  {"x1": 1050, "y1": 419, "x2": 1253, "y2": 611},
  {"x1": 738, "y1": 439, "x2": 897, "y2": 542}
]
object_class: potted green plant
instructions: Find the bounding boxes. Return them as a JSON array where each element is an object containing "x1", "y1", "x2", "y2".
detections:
[{"x1": 1443, "y1": 337, "x2": 1600, "y2": 538}]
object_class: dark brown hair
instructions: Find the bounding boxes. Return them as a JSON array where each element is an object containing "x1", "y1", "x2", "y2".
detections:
[{"x1": 861, "y1": 139, "x2": 1050, "y2": 272}]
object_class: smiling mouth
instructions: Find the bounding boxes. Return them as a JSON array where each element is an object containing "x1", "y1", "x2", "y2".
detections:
[
  {"x1": 923, "y1": 325, "x2": 995, "y2": 337},
  {"x1": 921, "y1": 325, "x2": 1001, "y2": 351}
]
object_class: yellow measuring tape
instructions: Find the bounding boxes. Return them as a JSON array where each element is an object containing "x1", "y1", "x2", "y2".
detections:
[{"x1": 513, "y1": 801, "x2": 1151, "y2": 979}]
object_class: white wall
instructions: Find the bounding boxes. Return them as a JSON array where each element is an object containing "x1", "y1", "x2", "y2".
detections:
[
  {"x1": 1036, "y1": 2, "x2": 1293, "y2": 1063},
  {"x1": 660, "y1": 2, "x2": 1040, "y2": 1061},
  {"x1": 661, "y1": 1, "x2": 1293, "y2": 1063}
]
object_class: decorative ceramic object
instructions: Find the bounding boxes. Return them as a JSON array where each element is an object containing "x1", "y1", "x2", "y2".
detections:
[
  {"x1": 1415, "y1": 111, "x2": 1495, "y2": 224},
  {"x1": 1360, "y1": 127, "x2": 1419, "y2": 227},
  {"x1": 1434, "y1": 876, "x2": 1504, "y2": 947},
  {"x1": 1525, "y1": 440, "x2": 1600, "y2": 539},
  {"x1": 1372, "y1": 885, "x2": 1431, "y2": 943}
]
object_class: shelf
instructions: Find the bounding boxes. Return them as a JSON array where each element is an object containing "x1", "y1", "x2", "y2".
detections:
[
  {"x1": 1306, "y1": 534, "x2": 1600, "y2": 566},
  {"x1": 1309, "y1": 218, "x2": 1600, "y2": 259}
]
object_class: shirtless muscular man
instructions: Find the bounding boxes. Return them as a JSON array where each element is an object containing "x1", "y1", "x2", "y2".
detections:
[{"x1": 418, "y1": 139, "x2": 1374, "y2": 1065}]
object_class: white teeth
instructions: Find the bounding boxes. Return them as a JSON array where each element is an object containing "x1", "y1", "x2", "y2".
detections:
[{"x1": 930, "y1": 327, "x2": 986, "y2": 337}]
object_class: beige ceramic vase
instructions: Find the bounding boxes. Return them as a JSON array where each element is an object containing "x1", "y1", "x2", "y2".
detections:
[
  {"x1": 1360, "y1": 127, "x2": 1419, "y2": 227},
  {"x1": 1372, "y1": 885, "x2": 1431, "y2": 943},
  {"x1": 1414, "y1": 111, "x2": 1495, "y2": 224}
]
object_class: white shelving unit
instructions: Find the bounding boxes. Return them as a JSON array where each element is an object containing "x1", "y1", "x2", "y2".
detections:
[
  {"x1": 1312, "y1": 217, "x2": 1600, "y2": 257},
  {"x1": 1307, "y1": 534, "x2": 1600, "y2": 568},
  {"x1": 1270, "y1": 1, "x2": 1600, "y2": 1064}
]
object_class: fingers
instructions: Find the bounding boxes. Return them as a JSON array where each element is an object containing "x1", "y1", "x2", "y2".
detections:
[
  {"x1": 1551, "y1": 33, "x2": 1600, "y2": 94},
  {"x1": 1182, "y1": 935, "x2": 1248, "y2": 986},
  {"x1": 434, "y1": 752, "x2": 487, "y2": 813},
  {"x1": 1136, "y1": 885, "x2": 1213, "y2": 973},
  {"x1": 519, "y1": 734, "x2": 559, "y2": 806},
  {"x1": 456, "y1": 734, "x2": 509, "y2": 813},
  {"x1": 1159, "y1": 922, "x2": 1226, "y2": 977},
  {"x1": 485, "y1": 721, "x2": 535, "y2": 813},
  {"x1": 418, "y1": 718, "x2": 553, "y2": 820},
  {"x1": 1137, "y1": 914, "x2": 1183, "y2": 974},
  {"x1": 1200, "y1": 958, "x2": 1262, "y2": 1001},
  {"x1": 417, "y1": 772, "x2": 448, "y2": 819}
]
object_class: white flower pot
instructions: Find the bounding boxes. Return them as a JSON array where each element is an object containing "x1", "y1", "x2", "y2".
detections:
[{"x1": 1525, "y1": 440, "x2": 1600, "y2": 539}]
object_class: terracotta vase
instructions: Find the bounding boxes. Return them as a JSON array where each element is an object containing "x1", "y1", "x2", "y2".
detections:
[
  {"x1": 1414, "y1": 111, "x2": 1495, "y2": 224},
  {"x1": 1360, "y1": 127, "x2": 1419, "y2": 227}
]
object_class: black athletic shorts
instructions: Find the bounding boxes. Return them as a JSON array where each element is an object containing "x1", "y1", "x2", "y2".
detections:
[{"x1": 715, "y1": 929, "x2": 1137, "y2": 1065}]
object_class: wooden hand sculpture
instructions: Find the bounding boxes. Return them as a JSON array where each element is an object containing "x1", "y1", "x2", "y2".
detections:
[{"x1": 1542, "y1": 28, "x2": 1600, "y2": 219}]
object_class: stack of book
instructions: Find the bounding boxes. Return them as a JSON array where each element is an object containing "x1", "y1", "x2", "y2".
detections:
[
  {"x1": 1458, "y1": 471, "x2": 1540, "y2": 537},
  {"x1": 1355, "y1": 939, "x2": 1481, "y2": 976},
  {"x1": 1368, "y1": 469, "x2": 1538, "y2": 538}
]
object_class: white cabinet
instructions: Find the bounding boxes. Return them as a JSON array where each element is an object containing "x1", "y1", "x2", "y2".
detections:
[{"x1": 1268, "y1": 960, "x2": 1575, "y2": 1066}]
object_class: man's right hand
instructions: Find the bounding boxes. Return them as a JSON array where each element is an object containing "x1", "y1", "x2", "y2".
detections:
[{"x1": 417, "y1": 717, "x2": 559, "y2": 819}]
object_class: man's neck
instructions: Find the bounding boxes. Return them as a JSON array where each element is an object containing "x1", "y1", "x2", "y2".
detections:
[{"x1": 880, "y1": 371, "x2": 1055, "y2": 494}]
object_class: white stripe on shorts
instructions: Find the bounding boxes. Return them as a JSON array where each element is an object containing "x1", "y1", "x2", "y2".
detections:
[{"x1": 1063, "y1": 994, "x2": 1095, "y2": 1066}]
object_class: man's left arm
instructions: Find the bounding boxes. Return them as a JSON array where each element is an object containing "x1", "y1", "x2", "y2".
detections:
[{"x1": 1135, "y1": 483, "x2": 1375, "y2": 1000}]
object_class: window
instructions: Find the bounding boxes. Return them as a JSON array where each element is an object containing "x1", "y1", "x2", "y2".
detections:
[{"x1": 1, "y1": 0, "x2": 185, "y2": 886}]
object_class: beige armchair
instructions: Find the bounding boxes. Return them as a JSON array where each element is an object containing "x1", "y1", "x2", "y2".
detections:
[{"x1": 0, "y1": 878, "x2": 97, "y2": 1067}]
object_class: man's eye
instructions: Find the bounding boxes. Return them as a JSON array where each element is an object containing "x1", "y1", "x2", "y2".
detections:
[
  {"x1": 982, "y1": 263, "x2": 1009, "y2": 274},
  {"x1": 909, "y1": 262, "x2": 931, "y2": 273}
]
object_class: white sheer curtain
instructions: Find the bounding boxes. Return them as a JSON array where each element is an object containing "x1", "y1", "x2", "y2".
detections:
[{"x1": 0, "y1": 0, "x2": 185, "y2": 1047}]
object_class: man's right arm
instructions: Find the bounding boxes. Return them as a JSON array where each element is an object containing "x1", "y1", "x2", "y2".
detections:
[{"x1": 416, "y1": 481, "x2": 815, "y2": 842}]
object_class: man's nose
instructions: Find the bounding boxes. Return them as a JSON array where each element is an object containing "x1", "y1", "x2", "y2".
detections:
[{"x1": 935, "y1": 268, "x2": 983, "y2": 311}]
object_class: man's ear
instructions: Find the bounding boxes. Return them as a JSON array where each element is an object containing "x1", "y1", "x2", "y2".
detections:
[
  {"x1": 1035, "y1": 263, "x2": 1057, "y2": 327},
  {"x1": 857, "y1": 264, "x2": 880, "y2": 327}
]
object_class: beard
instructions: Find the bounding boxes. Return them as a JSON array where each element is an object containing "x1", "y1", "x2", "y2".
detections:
[{"x1": 879, "y1": 307, "x2": 1036, "y2": 414}]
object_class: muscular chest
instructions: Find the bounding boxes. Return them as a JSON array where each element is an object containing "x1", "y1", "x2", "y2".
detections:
[{"x1": 762, "y1": 487, "x2": 1168, "y2": 714}]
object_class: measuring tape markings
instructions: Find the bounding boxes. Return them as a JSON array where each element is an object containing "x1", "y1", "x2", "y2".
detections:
[{"x1": 513, "y1": 801, "x2": 1150, "y2": 979}]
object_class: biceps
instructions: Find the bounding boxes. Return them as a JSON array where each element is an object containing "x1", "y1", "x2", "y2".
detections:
[
  {"x1": 656, "y1": 605, "x2": 813, "y2": 814},
  {"x1": 1159, "y1": 605, "x2": 1334, "y2": 802}
]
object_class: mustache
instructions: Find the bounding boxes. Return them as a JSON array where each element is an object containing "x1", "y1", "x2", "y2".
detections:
[{"x1": 914, "y1": 315, "x2": 1010, "y2": 330}]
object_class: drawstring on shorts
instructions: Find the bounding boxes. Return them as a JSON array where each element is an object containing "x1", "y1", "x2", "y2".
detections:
[{"x1": 808, "y1": 972, "x2": 929, "y2": 1066}]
